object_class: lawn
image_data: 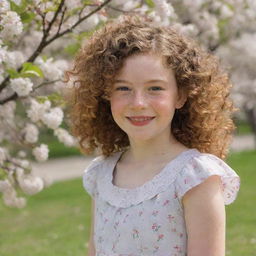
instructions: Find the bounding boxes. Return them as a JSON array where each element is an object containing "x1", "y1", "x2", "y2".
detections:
[{"x1": 0, "y1": 150, "x2": 255, "y2": 256}]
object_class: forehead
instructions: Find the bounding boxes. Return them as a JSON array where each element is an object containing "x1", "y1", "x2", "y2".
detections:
[{"x1": 115, "y1": 53, "x2": 173, "y2": 81}]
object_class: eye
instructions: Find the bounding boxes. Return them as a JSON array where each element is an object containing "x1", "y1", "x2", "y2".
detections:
[
  {"x1": 115, "y1": 86, "x2": 130, "y2": 91},
  {"x1": 149, "y1": 86, "x2": 164, "y2": 91}
]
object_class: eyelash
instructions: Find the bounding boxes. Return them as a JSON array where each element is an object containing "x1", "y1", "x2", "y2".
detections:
[
  {"x1": 115, "y1": 86, "x2": 130, "y2": 91},
  {"x1": 149, "y1": 86, "x2": 163, "y2": 91},
  {"x1": 115, "y1": 86, "x2": 164, "y2": 91}
]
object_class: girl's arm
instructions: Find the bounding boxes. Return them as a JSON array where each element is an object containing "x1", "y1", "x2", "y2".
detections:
[
  {"x1": 182, "y1": 175, "x2": 226, "y2": 256},
  {"x1": 87, "y1": 199, "x2": 96, "y2": 256}
]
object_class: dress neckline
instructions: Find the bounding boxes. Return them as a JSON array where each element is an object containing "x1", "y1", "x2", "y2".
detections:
[{"x1": 109, "y1": 148, "x2": 198, "y2": 191}]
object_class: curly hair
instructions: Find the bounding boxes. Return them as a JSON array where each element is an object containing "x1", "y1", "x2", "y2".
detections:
[{"x1": 65, "y1": 14, "x2": 238, "y2": 160}]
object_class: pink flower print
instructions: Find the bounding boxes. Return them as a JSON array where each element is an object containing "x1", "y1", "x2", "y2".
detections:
[
  {"x1": 98, "y1": 236, "x2": 103, "y2": 244},
  {"x1": 163, "y1": 199, "x2": 170, "y2": 206},
  {"x1": 114, "y1": 221, "x2": 119, "y2": 230},
  {"x1": 123, "y1": 214, "x2": 129, "y2": 223},
  {"x1": 152, "y1": 210, "x2": 159, "y2": 216},
  {"x1": 132, "y1": 228, "x2": 139, "y2": 239},
  {"x1": 173, "y1": 192, "x2": 178, "y2": 199},
  {"x1": 153, "y1": 245, "x2": 159, "y2": 253},
  {"x1": 174, "y1": 245, "x2": 182, "y2": 253},
  {"x1": 184, "y1": 177, "x2": 189, "y2": 184},
  {"x1": 179, "y1": 233, "x2": 184, "y2": 238},
  {"x1": 152, "y1": 223, "x2": 161, "y2": 232},
  {"x1": 171, "y1": 228, "x2": 177, "y2": 233},
  {"x1": 191, "y1": 160, "x2": 198, "y2": 169},
  {"x1": 157, "y1": 234, "x2": 164, "y2": 242},
  {"x1": 104, "y1": 218, "x2": 108, "y2": 224},
  {"x1": 117, "y1": 208, "x2": 122, "y2": 215},
  {"x1": 167, "y1": 214, "x2": 175, "y2": 223},
  {"x1": 138, "y1": 211, "x2": 143, "y2": 217}
]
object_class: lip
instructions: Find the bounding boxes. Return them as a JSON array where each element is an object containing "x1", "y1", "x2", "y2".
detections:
[{"x1": 126, "y1": 116, "x2": 155, "y2": 126}]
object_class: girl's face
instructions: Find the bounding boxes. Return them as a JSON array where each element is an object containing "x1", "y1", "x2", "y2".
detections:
[{"x1": 110, "y1": 53, "x2": 186, "y2": 143}]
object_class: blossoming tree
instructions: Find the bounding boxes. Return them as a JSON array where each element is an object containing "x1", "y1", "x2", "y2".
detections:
[{"x1": 0, "y1": 0, "x2": 255, "y2": 208}]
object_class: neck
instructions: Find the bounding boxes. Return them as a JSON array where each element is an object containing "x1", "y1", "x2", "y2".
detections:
[{"x1": 124, "y1": 133, "x2": 187, "y2": 163}]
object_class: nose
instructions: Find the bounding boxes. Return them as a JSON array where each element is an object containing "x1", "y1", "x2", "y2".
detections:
[{"x1": 130, "y1": 90, "x2": 148, "y2": 109}]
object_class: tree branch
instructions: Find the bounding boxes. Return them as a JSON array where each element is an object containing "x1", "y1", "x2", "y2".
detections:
[
  {"x1": 0, "y1": 0, "x2": 112, "y2": 95},
  {"x1": 45, "y1": 0, "x2": 112, "y2": 46},
  {"x1": 0, "y1": 79, "x2": 60, "y2": 105}
]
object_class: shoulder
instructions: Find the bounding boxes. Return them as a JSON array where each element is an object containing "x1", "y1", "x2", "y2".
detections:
[
  {"x1": 83, "y1": 153, "x2": 118, "y2": 197},
  {"x1": 175, "y1": 150, "x2": 240, "y2": 205}
]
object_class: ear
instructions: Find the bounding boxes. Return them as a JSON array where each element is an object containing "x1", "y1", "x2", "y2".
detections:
[{"x1": 175, "y1": 89, "x2": 187, "y2": 109}]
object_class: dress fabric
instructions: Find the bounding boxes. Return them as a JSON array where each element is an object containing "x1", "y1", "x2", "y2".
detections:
[{"x1": 83, "y1": 148, "x2": 240, "y2": 256}]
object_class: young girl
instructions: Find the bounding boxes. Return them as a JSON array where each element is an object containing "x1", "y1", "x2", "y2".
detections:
[{"x1": 67, "y1": 14, "x2": 240, "y2": 256}]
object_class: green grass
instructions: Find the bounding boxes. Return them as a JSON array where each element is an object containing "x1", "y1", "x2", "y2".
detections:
[
  {"x1": 0, "y1": 150, "x2": 255, "y2": 256},
  {"x1": 225, "y1": 150, "x2": 256, "y2": 255},
  {"x1": 0, "y1": 179, "x2": 91, "y2": 256}
]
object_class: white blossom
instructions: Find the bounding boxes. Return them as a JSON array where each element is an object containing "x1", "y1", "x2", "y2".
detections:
[
  {"x1": 122, "y1": 1, "x2": 138, "y2": 11},
  {"x1": 12, "y1": 0, "x2": 22, "y2": 5},
  {"x1": 220, "y1": 5, "x2": 234, "y2": 19},
  {"x1": 65, "y1": 0, "x2": 81, "y2": 10},
  {"x1": 35, "y1": 57, "x2": 66, "y2": 80},
  {"x1": 172, "y1": 23, "x2": 199, "y2": 37},
  {"x1": 153, "y1": 0, "x2": 176, "y2": 22},
  {"x1": 10, "y1": 77, "x2": 33, "y2": 97},
  {"x1": 0, "y1": 101, "x2": 16, "y2": 122},
  {"x1": 54, "y1": 128, "x2": 75, "y2": 147},
  {"x1": 0, "y1": 45, "x2": 7, "y2": 64},
  {"x1": 17, "y1": 151, "x2": 27, "y2": 158},
  {"x1": 27, "y1": 99, "x2": 51, "y2": 122},
  {"x1": 80, "y1": 14, "x2": 100, "y2": 31},
  {"x1": 24, "y1": 123, "x2": 39, "y2": 144},
  {"x1": 16, "y1": 168, "x2": 44, "y2": 195},
  {"x1": 112, "y1": 0, "x2": 127, "y2": 5},
  {"x1": 0, "y1": 147, "x2": 7, "y2": 165},
  {"x1": 32, "y1": 144, "x2": 49, "y2": 162},
  {"x1": 20, "y1": 175, "x2": 44, "y2": 195},
  {"x1": 0, "y1": 11, "x2": 23, "y2": 40},
  {"x1": 3, "y1": 50, "x2": 25, "y2": 69},
  {"x1": 0, "y1": 179, "x2": 12, "y2": 193},
  {"x1": 0, "y1": 0, "x2": 10, "y2": 13},
  {"x1": 41, "y1": 107, "x2": 64, "y2": 129},
  {"x1": 3, "y1": 187, "x2": 26, "y2": 208}
]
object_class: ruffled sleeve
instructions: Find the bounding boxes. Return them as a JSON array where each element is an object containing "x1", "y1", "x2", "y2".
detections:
[
  {"x1": 175, "y1": 153, "x2": 240, "y2": 205},
  {"x1": 83, "y1": 156, "x2": 104, "y2": 198}
]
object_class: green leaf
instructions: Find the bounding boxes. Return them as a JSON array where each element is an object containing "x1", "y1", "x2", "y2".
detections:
[
  {"x1": 10, "y1": 1, "x2": 25, "y2": 13},
  {"x1": 0, "y1": 168, "x2": 8, "y2": 180},
  {"x1": 20, "y1": 12, "x2": 36, "y2": 23},
  {"x1": 36, "y1": 96, "x2": 48, "y2": 104},
  {"x1": 64, "y1": 43, "x2": 81, "y2": 55},
  {"x1": 145, "y1": 0, "x2": 155, "y2": 8},
  {"x1": 20, "y1": 62, "x2": 44, "y2": 78},
  {"x1": 81, "y1": 0, "x2": 94, "y2": 4},
  {"x1": 6, "y1": 69, "x2": 20, "y2": 78},
  {"x1": 47, "y1": 93, "x2": 64, "y2": 104}
]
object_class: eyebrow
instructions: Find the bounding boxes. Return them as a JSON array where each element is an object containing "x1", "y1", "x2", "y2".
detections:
[{"x1": 113, "y1": 79, "x2": 168, "y2": 84}]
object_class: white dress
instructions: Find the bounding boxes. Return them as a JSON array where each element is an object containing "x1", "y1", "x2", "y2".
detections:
[{"x1": 83, "y1": 148, "x2": 240, "y2": 256}]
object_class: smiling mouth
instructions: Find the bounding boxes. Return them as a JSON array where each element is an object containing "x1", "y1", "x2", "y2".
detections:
[{"x1": 126, "y1": 116, "x2": 155, "y2": 126}]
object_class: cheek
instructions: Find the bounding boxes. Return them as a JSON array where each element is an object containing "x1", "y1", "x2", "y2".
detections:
[
  {"x1": 151, "y1": 96, "x2": 175, "y2": 113},
  {"x1": 110, "y1": 96, "x2": 125, "y2": 116}
]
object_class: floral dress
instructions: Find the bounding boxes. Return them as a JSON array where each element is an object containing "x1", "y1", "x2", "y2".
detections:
[{"x1": 83, "y1": 148, "x2": 240, "y2": 256}]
